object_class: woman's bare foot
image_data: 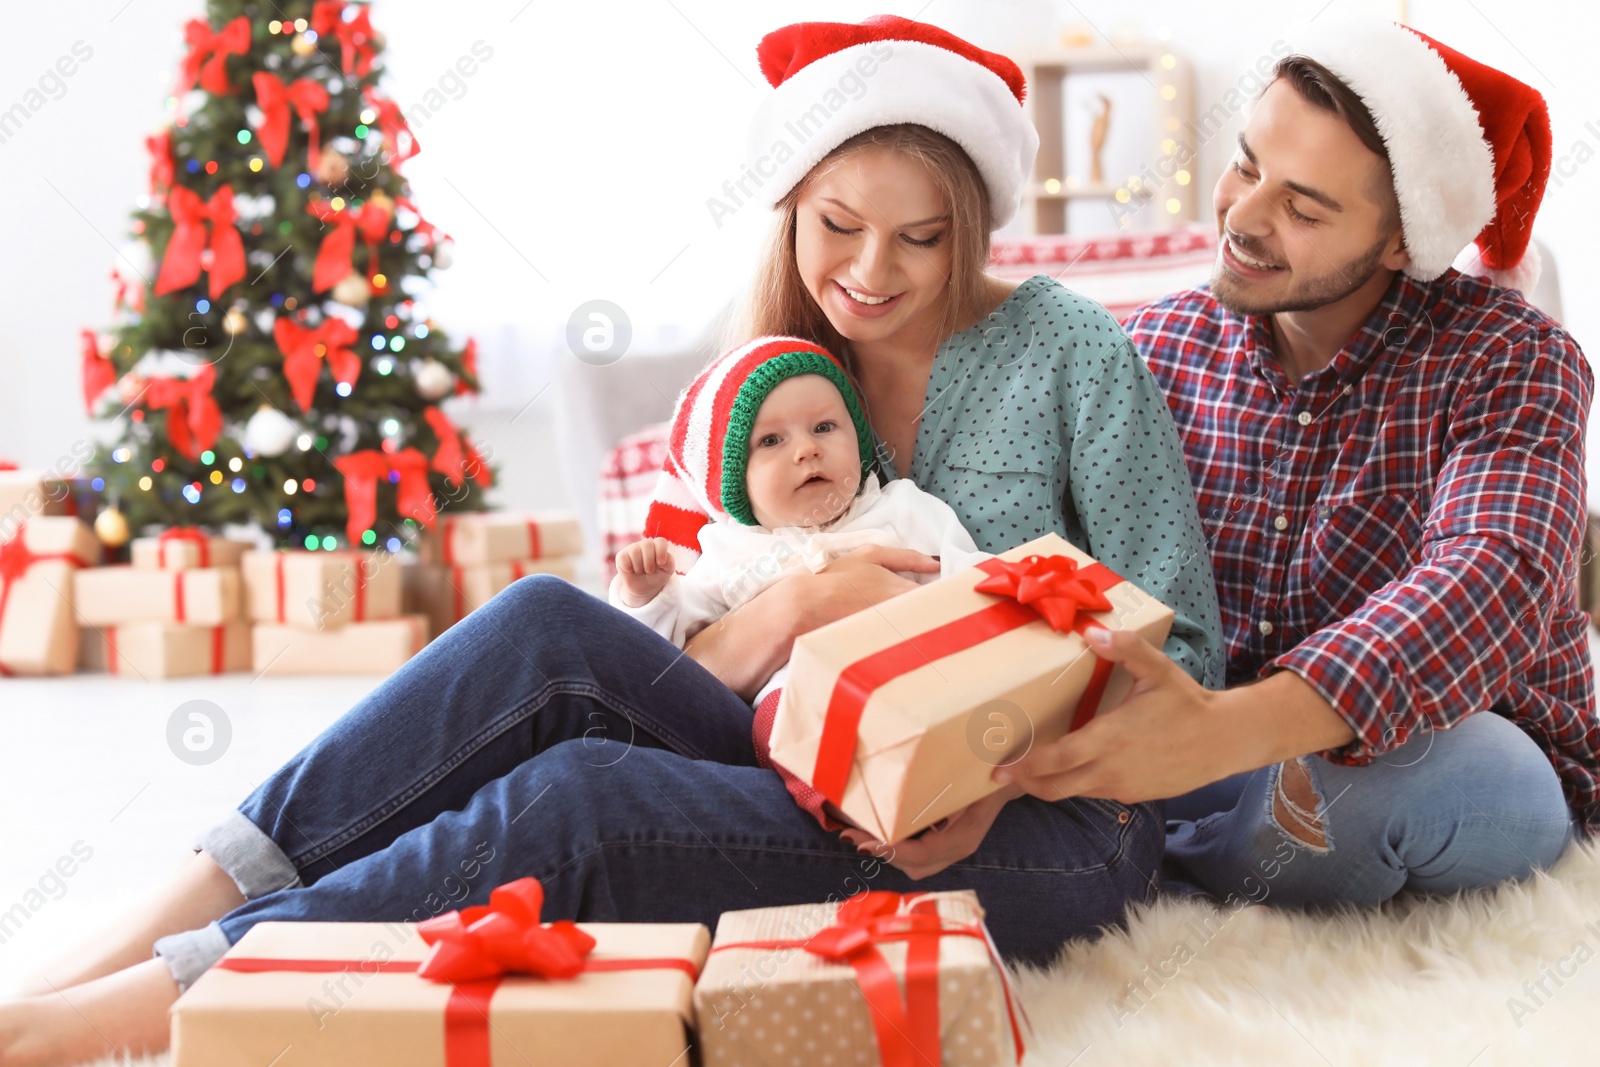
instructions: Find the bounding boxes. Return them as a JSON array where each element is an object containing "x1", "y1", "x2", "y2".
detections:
[
  {"x1": 12, "y1": 852, "x2": 244, "y2": 999},
  {"x1": 0, "y1": 959, "x2": 177, "y2": 1066}
]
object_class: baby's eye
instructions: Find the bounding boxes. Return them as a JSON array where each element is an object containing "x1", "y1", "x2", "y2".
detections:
[
  {"x1": 758, "y1": 434, "x2": 781, "y2": 448},
  {"x1": 814, "y1": 420, "x2": 837, "y2": 433}
]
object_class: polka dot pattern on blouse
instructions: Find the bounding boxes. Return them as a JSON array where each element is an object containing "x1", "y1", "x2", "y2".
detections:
[{"x1": 870, "y1": 273, "x2": 1225, "y2": 688}]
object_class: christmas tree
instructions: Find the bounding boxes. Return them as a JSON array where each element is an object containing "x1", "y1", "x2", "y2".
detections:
[{"x1": 83, "y1": 0, "x2": 491, "y2": 554}]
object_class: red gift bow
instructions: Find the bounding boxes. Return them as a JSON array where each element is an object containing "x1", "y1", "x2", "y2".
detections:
[
  {"x1": 307, "y1": 198, "x2": 393, "y2": 293},
  {"x1": 812, "y1": 553, "x2": 1123, "y2": 806},
  {"x1": 144, "y1": 364, "x2": 222, "y2": 463},
  {"x1": 216, "y1": 875, "x2": 701, "y2": 1067},
  {"x1": 424, "y1": 407, "x2": 491, "y2": 488},
  {"x1": 177, "y1": 16, "x2": 250, "y2": 96},
  {"x1": 273, "y1": 316, "x2": 361, "y2": 411},
  {"x1": 711, "y1": 892, "x2": 1027, "y2": 1067},
  {"x1": 311, "y1": 1, "x2": 378, "y2": 78},
  {"x1": 0, "y1": 530, "x2": 94, "y2": 676},
  {"x1": 364, "y1": 89, "x2": 420, "y2": 171},
  {"x1": 334, "y1": 448, "x2": 435, "y2": 543},
  {"x1": 80, "y1": 330, "x2": 116, "y2": 417},
  {"x1": 154, "y1": 185, "x2": 246, "y2": 300},
  {"x1": 251, "y1": 72, "x2": 330, "y2": 171},
  {"x1": 157, "y1": 527, "x2": 209, "y2": 568},
  {"x1": 455, "y1": 337, "x2": 480, "y2": 396},
  {"x1": 146, "y1": 130, "x2": 174, "y2": 199}
]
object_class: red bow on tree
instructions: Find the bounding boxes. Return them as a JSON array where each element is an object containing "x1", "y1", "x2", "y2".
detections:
[
  {"x1": 177, "y1": 16, "x2": 250, "y2": 96},
  {"x1": 146, "y1": 130, "x2": 174, "y2": 200},
  {"x1": 144, "y1": 364, "x2": 222, "y2": 462},
  {"x1": 455, "y1": 337, "x2": 480, "y2": 396},
  {"x1": 393, "y1": 194, "x2": 440, "y2": 247},
  {"x1": 415, "y1": 878, "x2": 596, "y2": 985},
  {"x1": 972, "y1": 553, "x2": 1114, "y2": 633},
  {"x1": 251, "y1": 72, "x2": 330, "y2": 172},
  {"x1": 310, "y1": 1, "x2": 378, "y2": 79},
  {"x1": 363, "y1": 89, "x2": 419, "y2": 171},
  {"x1": 307, "y1": 198, "x2": 393, "y2": 293},
  {"x1": 154, "y1": 185, "x2": 246, "y2": 300},
  {"x1": 272, "y1": 317, "x2": 361, "y2": 412},
  {"x1": 423, "y1": 406, "x2": 490, "y2": 488},
  {"x1": 334, "y1": 447, "x2": 435, "y2": 542},
  {"x1": 80, "y1": 331, "x2": 116, "y2": 417}
]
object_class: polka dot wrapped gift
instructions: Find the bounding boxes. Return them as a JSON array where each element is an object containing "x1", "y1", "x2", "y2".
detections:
[
  {"x1": 694, "y1": 889, "x2": 1028, "y2": 1067},
  {"x1": 767, "y1": 531, "x2": 1174, "y2": 843}
]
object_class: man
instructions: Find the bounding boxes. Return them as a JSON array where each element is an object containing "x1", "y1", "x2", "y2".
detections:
[{"x1": 999, "y1": 17, "x2": 1598, "y2": 907}]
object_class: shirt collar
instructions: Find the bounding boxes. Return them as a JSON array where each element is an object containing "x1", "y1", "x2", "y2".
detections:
[{"x1": 1237, "y1": 271, "x2": 1434, "y2": 392}]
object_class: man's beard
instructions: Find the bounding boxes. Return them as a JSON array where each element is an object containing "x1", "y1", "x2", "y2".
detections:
[{"x1": 1211, "y1": 232, "x2": 1390, "y2": 316}]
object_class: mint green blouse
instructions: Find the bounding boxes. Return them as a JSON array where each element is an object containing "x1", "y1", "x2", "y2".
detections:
[{"x1": 871, "y1": 273, "x2": 1225, "y2": 689}]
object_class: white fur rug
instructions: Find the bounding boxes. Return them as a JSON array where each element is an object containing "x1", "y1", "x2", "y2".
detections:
[{"x1": 86, "y1": 837, "x2": 1600, "y2": 1067}]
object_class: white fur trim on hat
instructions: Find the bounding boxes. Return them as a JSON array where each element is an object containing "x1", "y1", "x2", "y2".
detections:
[
  {"x1": 1283, "y1": 17, "x2": 1496, "y2": 281},
  {"x1": 744, "y1": 40, "x2": 1039, "y2": 230}
]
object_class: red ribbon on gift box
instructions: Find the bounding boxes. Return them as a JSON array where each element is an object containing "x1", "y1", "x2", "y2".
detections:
[
  {"x1": 439, "y1": 517, "x2": 545, "y2": 565},
  {"x1": 251, "y1": 71, "x2": 330, "y2": 172},
  {"x1": 446, "y1": 561, "x2": 528, "y2": 624},
  {"x1": 267, "y1": 551, "x2": 367, "y2": 624},
  {"x1": 157, "y1": 527, "x2": 210, "y2": 568},
  {"x1": 0, "y1": 529, "x2": 93, "y2": 676},
  {"x1": 104, "y1": 623, "x2": 230, "y2": 675},
  {"x1": 154, "y1": 185, "x2": 246, "y2": 300},
  {"x1": 177, "y1": 16, "x2": 249, "y2": 96},
  {"x1": 710, "y1": 891, "x2": 1027, "y2": 1067},
  {"x1": 811, "y1": 553, "x2": 1122, "y2": 806},
  {"x1": 215, "y1": 877, "x2": 700, "y2": 1067}
]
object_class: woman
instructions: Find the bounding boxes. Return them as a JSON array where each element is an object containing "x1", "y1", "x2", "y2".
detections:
[{"x1": 1, "y1": 15, "x2": 1223, "y2": 1064}]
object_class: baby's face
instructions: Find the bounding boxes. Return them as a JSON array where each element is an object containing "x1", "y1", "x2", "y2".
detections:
[{"x1": 744, "y1": 374, "x2": 863, "y2": 529}]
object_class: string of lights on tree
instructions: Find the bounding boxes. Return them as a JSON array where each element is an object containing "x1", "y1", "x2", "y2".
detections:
[{"x1": 83, "y1": 0, "x2": 491, "y2": 554}]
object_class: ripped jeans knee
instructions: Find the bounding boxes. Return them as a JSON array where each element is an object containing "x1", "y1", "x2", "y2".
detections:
[{"x1": 1272, "y1": 756, "x2": 1331, "y2": 852}]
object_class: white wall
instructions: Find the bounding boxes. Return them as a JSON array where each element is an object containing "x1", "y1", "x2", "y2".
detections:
[{"x1": 2, "y1": 0, "x2": 1595, "y2": 514}]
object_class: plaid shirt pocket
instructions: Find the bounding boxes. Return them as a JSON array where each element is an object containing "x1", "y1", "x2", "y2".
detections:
[{"x1": 1307, "y1": 491, "x2": 1424, "y2": 619}]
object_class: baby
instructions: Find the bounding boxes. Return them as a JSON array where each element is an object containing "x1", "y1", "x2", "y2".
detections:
[{"x1": 610, "y1": 336, "x2": 987, "y2": 710}]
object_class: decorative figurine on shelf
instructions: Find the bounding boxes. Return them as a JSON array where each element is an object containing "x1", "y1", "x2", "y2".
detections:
[{"x1": 1088, "y1": 92, "x2": 1112, "y2": 186}]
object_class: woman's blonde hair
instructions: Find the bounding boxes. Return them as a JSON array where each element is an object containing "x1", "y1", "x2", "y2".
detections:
[{"x1": 720, "y1": 124, "x2": 995, "y2": 376}]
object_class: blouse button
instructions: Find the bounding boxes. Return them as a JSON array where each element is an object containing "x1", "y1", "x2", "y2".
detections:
[
  {"x1": 1296, "y1": 411, "x2": 1312, "y2": 426},
  {"x1": 1273, "y1": 515, "x2": 1288, "y2": 531},
  {"x1": 1259, "y1": 620, "x2": 1275, "y2": 635}
]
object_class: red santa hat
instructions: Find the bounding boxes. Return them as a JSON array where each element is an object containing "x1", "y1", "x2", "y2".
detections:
[
  {"x1": 642, "y1": 337, "x2": 875, "y2": 573},
  {"x1": 1282, "y1": 16, "x2": 1552, "y2": 292},
  {"x1": 746, "y1": 15, "x2": 1039, "y2": 230}
]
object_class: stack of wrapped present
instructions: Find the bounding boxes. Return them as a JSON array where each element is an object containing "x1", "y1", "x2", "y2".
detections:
[
  {"x1": 0, "y1": 513, "x2": 101, "y2": 677},
  {"x1": 170, "y1": 877, "x2": 1027, "y2": 1067},
  {"x1": 243, "y1": 548, "x2": 426, "y2": 675},
  {"x1": 75, "y1": 529, "x2": 252, "y2": 679},
  {"x1": 405, "y1": 511, "x2": 584, "y2": 640}
]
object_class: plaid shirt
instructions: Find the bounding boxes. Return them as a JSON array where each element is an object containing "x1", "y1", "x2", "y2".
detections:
[{"x1": 1125, "y1": 271, "x2": 1600, "y2": 832}]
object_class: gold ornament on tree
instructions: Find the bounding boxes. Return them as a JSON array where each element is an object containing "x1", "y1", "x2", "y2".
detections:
[
  {"x1": 331, "y1": 274, "x2": 371, "y2": 307},
  {"x1": 223, "y1": 308, "x2": 249, "y2": 335},
  {"x1": 291, "y1": 33, "x2": 316, "y2": 57},
  {"x1": 94, "y1": 506, "x2": 130, "y2": 548},
  {"x1": 316, "y1": 149, "x2": 350, "y2": 185}
]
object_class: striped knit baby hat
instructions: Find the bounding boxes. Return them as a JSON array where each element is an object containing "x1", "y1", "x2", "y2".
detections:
[{"x1": 643, "y1": 336, "x2": 875, "y2": 571}]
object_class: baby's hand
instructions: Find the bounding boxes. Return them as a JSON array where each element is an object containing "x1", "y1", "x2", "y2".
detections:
[{"x1": 615, "y1": 537, "x2": 676, "y2": 607}]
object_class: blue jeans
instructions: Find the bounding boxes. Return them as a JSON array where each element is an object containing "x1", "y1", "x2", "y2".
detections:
[
  {"x1": 1162, "y1": 709, "x2": 1580, "y2": 908},
  {"x1": 154, "y1": 576, "x2": 1160, "y2": 989}
]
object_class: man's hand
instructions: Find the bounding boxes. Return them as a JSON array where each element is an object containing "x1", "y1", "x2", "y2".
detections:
[
  {"x1": 838, "y1": 784, "x2": 1023, "y2": 881},
  {"x1": 614, "y1": 537, "x2": 675, "y2": 608},
  {"x1": 996, "y1": 626, "x2": 1241, "y2": 804}
]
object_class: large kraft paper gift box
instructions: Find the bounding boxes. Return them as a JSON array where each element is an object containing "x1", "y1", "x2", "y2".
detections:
[
  {"x1": 129, "y1": 528, "x2": 252, "y2": 570},
  {"x1": 0, "y1": 468, "x2": 72, "y2": 533},
  {"x1": 694, "y1": 890, "x2": 1026, "y2": 1067},
  {"x1": 242, "y1": 549, "x2": 402, "y2": 629},
  {"x1": 171, "y1": 878, "x2": 709, "y2": 1067},
  {"x1": 74, "y1": 565, "x2": 241, "y2": 626},
  {"x1": 0, "y1": 517, "x2": 101, "y2": 675},
  {"x1": 408, "y1": 558, "x2": 576, "y2": 639},
  {"x1": 420, "y1": 511, "x2": 584, "y2": 566},
  {"x1": 79, "y1": 620, "x2": 251, "y2": 678},
  {"x1": 253, "y1": 615, "x2": 428, "y2": 675},
  {"x1": 770, "y1": 532, "x2": 1174, "y2": 843}
]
